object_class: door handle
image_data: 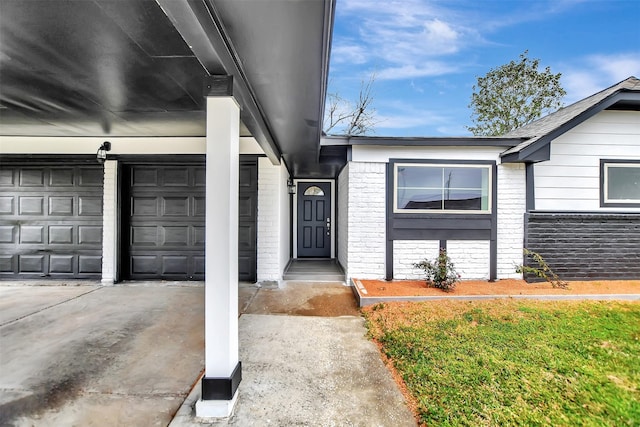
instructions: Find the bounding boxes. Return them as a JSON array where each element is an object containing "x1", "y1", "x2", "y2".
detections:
[{"x1": 326, "y1": 217, "x2": 331, "y2": 236}]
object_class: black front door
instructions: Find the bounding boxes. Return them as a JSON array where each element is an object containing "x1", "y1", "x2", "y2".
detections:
[{"x1": 297, "y1": 182, "x2": 331, "y2": 258}]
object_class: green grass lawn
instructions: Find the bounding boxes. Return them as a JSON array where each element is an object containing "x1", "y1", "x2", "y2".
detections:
[{"x1": 363, "y1": 300, "x2": 640, "y2": 426}]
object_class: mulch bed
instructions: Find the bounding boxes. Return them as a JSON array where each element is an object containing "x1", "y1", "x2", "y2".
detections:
[{"x1": 357, "y1": 278, "x2": 640, "y2": 297}]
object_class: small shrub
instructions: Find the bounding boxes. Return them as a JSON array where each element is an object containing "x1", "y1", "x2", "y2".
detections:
[
  {"x1": 516, "y1": 248, "x2": 568, "y2": 288},
  {"x1": 413, "y1": 249, "x2": 460, "y2": 292}
]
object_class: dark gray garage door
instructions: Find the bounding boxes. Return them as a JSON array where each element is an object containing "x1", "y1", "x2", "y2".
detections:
[
  {"x1": 122, "y1": 160, "x2": 258, "y2": 281},
  {"x1": 122, "y1": 164, "x2": 206, "y2": 280},
  {"x1": 0, "y1": 164, "x2": 104, "y2": 279}
]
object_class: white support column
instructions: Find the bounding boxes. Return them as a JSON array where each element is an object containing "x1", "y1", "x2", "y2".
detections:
[
  {"x1": 196, "y1": 81, "x2": 242, "y2": 418},
  {"x1": 101, "y1": 160, "x2": 118, "y2": 285}
]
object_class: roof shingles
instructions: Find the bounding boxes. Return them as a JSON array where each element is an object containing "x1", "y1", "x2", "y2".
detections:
[{"x1": 502, "y1": 76, "x2": 640, "y2": 157}]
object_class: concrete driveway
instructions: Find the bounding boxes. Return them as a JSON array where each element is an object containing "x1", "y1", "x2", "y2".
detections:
[{"x1": 0, "y1": 283, "x2": 205, "y2": 427}]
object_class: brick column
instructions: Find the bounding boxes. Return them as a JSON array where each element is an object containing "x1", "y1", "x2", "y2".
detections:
[{"x1": 101, "y1": 159, "x2": 118, "y2": 285}]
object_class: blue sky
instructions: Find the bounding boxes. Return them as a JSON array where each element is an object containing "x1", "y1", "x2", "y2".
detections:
[{"x1": 327, "y1": 0, "x2": 640, "y2": 136}]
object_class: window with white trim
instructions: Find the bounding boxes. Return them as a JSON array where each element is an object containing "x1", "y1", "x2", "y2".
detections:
[
  {"x1": 394, "y1": 163, "x2": 492, "y2": 213},
  {"x1": 603, "y1": 162, "x2": 640, "y2": 205}
]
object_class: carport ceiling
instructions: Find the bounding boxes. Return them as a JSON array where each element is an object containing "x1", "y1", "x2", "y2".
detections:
[{"x1": 0, "y1": 0, "x2": 335, "y2": 177}]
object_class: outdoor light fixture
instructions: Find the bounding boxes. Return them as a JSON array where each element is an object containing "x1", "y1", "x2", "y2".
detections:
[
  {"x1": 96, "y1": 141, "x2": 111, "y2": 164},
  {"x1": 287, "y1": 179, "x2": 296, "y2": 194}
]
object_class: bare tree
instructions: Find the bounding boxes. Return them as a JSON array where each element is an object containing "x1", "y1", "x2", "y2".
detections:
[{"x1": 324, "y1": 74, "x2": 377, "y2": 136}]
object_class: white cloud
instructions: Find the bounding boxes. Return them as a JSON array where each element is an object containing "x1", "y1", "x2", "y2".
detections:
[
  {"x1": 330, "y1": 43, "x2": 369, "y2": 65},
  {"x1": 562, "y1": 53, "x2": 640, "y2": 102},
  {"x1": 374, "y1": 99, "x2": 450, "y2": 133},
  {"x1": 377, "y1": 61, "x2": 457, "y2": 80}
]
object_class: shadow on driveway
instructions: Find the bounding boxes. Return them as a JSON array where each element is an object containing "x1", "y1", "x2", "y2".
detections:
[{"x1": 0, "y1": 283, "x2": 204, "y2": 426}]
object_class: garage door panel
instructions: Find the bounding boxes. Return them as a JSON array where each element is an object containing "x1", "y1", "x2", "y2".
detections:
[
  {"x1": 164, "y1": 168, "x2": 189, "y2": 186},
  {"x1": 0, "y1": 164, "x2": 103, "y2": 279},
  {"x1": 49, "y1": 226, "x2": 73, "y2": 244},
  {"x1": 131, "y1": 226, "x2": 158, "y2": 245},
  {"x1": 19, "y1": 197, "x2": 44, "y2": 215},
  {"x1": 78, "y1": 196, "x2": 103, "y2": 216},
  {"x1": 0, "y1": 197, "x2": 14, "y2": 214},
  {"x1": 19, "y1": 255, "x2": 45, "y2": 273},
  {"x1": 50, "y1": 255, "x2": 74, "y2": 273},
  {"x1": 20, "y1": 226, "x2": 44, "y2": 244},
  {"x1": 162, "y1": 256, "x2": 188, "y2": 274},
  {"x1": 194, "y1": 197, "x2": 206, "y2": 216},
  {"x1": 20, "y1": 169, "x2": 45, "y2": 186},
  {"x1": 162, "y1": 226, "x2": 189, "y2": 246},
  {"x1": 78, "y1": 256, "x2": 102, "y2": 273},
  {"x1": 50, "y1": 168, "x2": 74, "y2": 186},
  {"x1": 194, "y1": 168, "x2": 206, "y2": 186},
  {"x1": 0, "y1": 169, "x2": 14, "y2": 185},
  {"x1": 78, "y1": 168, "x2": 104, "y2": 186},
  {"x1": 132, "y1": 197, "x2": 158, "y2": 216},
  {"x1": 193, "y1": 226, "x2": 205, "y2": 246},
  {"x1": 131, "y1": 256, "x2": 158, "y2": 274},
  {"x1": 194, "y1": 256, "x2": 205, "y2": 275},
  {"x1": 49, "y1": 197, "x2": 74, "y2": 215},
  {"x1": 0, "y1": 255, "x2": 14, "y2": 273},
  {"x1": 162, "y1": 197, "x2": 189, "y2": 216},
  {"x1": 0, "y1": 226, "x2": 16, "y2": 243},
  {"x1": 78, "y1": 226, "x2": 102, "y2": 244},
  {"x1": 132, "y1": 168, "x2": 158, "y2": 186}
]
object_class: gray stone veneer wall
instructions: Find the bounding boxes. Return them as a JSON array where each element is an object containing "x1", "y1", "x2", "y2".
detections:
[{"x1": 524, "y1": 213, "x2": 640, "y2": 281}]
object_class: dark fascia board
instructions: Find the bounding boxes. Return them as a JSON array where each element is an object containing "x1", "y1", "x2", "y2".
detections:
[
  {"x1": 156, "y1": 0, "x2": 281, "y2": 164},
  {"x1": 321, "y1": 135, "x2": 525, "y2": 147},
  {"x1": 501, "y1": 90, "x2": 640, "y2": 163},
  {"x1": 316, "y1": 1, "x2": 336, "y2": 163},
  {"x1": 501, "y1": 143, "x2": 550, "y2": 164}
]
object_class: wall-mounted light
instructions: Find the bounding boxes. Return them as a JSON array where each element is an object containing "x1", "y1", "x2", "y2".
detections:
[
  {"x1": 96, "y1": 141, "x2": 111, "y2": 164},
  {"x1": 287, "y1": 178, "x2": 296, "y2": 194}
]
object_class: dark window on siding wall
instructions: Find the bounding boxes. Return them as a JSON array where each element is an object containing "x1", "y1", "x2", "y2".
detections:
[{"x1": 601, "y1": 159, "x2": 640, "y2": 207}]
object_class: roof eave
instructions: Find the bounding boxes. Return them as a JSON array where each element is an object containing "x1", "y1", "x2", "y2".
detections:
[
  {"x1": 501, "y1": 90, "x2": 640, "y2": 162},
  {"x1": 321, "y1": 136, "x2": 525, "y2": 148}
]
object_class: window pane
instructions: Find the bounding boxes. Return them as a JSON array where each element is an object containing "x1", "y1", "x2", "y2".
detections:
[
  {"x1": 398, "y1": 188, "x2": 443, "y2": 210},
  {"x1": 397, "y1": 166, "x2": 441, "y2": 188},
  {"x1": 608, "y1": 166, "x2": 640, "y2": 200},
  {"x1": 303, "y1": 185, "x2": 324, "y2": 196},
  {"x1": 444, "y1": 189, "x2": 482, "y2": 210},
  {"x1": 443, "y1": 167, "x2": 483, "y2": 189}
]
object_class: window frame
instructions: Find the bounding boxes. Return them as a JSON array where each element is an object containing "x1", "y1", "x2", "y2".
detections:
[
  {"x1": 601, "y1": 159, "x2": 640, "y2": 207},
  {"x1": 392, "y1": 161, "x2": 493, "y2": 214}
]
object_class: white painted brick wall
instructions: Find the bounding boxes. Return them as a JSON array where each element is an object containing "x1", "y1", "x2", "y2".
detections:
[
  {"x1": 101, "y1": 160, "x2": 117, "y2": 285},
  {"x1": 448, "y1": 240, "x2": 490, "y2": 280},
  {"x1": 337, "y1": 163, "x2": 349, "y2": 273},
  {"x1": 393, "y1": 240, "x2": 439, "y2": 280},
  {"x1": 345, "y1": 162, "x2": 386, "y2": 279},
  {"x1": 257, "y1": 158, "x2": 282, "y2": 281},
  {"x1": 343, "y1": 161, "x2": 526, "y2": 281},
  {"x1": 497, "y1": 163, "x2": 526, "y2": 279}
]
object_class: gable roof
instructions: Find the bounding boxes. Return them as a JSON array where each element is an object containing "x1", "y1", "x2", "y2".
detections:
[{"x1": 501, "y1": 76, "x2": 640, "y2": 163}]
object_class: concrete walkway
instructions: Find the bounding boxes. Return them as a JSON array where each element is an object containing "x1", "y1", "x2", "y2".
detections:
[{"x1": 172, "y1": 281, "x2": 416, "y2": 426}]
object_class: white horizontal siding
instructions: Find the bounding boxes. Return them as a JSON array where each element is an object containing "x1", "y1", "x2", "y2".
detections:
[{"x1": 534, "y1": 110, "x2": 640, "y2": 212}]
